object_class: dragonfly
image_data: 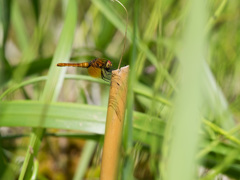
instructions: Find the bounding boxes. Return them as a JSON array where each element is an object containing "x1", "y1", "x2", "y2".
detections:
[{"x1": 57, "y1": 58, "x2": 112, "y2": 81}]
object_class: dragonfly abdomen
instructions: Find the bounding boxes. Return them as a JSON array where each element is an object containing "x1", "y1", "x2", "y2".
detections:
[{"x1": 57, "y1": 62, "x2": 89, "y2": 68}]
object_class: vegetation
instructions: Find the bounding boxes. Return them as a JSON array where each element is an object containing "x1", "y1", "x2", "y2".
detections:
[{"x1": 0, "y1": 0, "x2": 239, "y2": 179}]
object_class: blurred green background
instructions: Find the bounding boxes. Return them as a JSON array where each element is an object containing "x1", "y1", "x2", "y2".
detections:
[{"x1": 0, "y1": 0, "x2": 240, "y2": 179}]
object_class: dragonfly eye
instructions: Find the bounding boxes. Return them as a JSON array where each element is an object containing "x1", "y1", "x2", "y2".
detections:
[{"x1": 106, "y1": 60, "x2": 112, "y2": 69}]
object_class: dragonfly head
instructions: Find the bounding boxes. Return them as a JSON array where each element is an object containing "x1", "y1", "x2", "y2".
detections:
[{"x1": 106, "y1": 60, "x2": 112, "y2": 69}]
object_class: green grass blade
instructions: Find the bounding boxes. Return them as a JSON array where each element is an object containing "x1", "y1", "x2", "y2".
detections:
[
  {"x1": 0, "y1": 0, "x2": 12, "y2": 86},
  {"x1": 200, "y1": 149, "x2": 239, "y2": 180},
  {"x1": 203, "y1": 62, "x2": 236, "y2": 130},
  {"x1": 11, "y1": 0, "x2": 29, "y2": 51},
  {"x1": 205, "y1": 0, "x2": 228, "y2": 33},
  {"x1": 73, "y1": 141, "x2": 97, "y2": 180},
  {"x1": 0, "y1": 76, "x2": 169, "y2": 107},
  {"x1": 19, "y1": 0, "x2": 77, "y2": 179},
  {"x1": 30, "y1": 0, "x2": 40, "y2": 22},
  {"x1": 1, "y1": 101, "x2": 240, "y2": 178},
  {"x1": 122, "y1": 1, "x2": 138, "y2": 179},
  {"x1": 0, "y1": 75, "x2": 108, "y2": 100},
  {"x1": 0, "y1": 101, "x2": 106, "y2": 134},
  {"x1": 0, "y1": 0, "x2": 11, "y2": 46},
  {"x1": 0, "y1": 100, "x2": 164, "y2": 139},
  {"x1": 161, "y1": 0, "x2": 207, "y2": 180}
]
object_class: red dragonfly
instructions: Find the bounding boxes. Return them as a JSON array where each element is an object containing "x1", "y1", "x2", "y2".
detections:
[{"x1": 57, "y1": 58, "x2": 112, "y2": 81}]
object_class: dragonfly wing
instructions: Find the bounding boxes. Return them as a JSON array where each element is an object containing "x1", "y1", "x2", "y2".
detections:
[
  {"x1": 94, "y1": 58, "x2": 107, "y2": 67},
  {"x1": 88, "y1": 66, "x2": 102, "y2": 78}
]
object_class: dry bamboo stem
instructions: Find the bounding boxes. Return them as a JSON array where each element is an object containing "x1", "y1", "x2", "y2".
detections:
[{"x1": 100, "y1": 66, "x2": 129, "y2": 180}]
